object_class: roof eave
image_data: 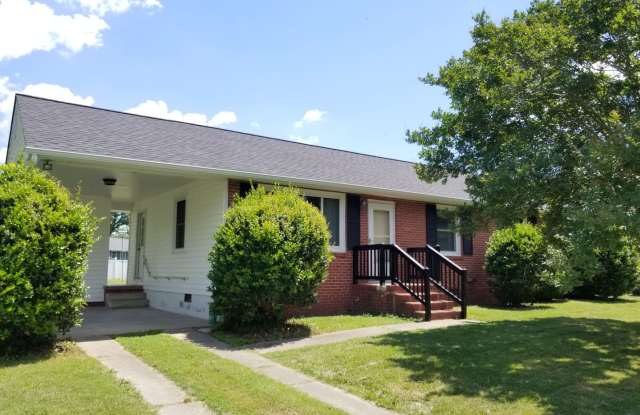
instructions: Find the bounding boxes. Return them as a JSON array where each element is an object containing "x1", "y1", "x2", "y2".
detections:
[{"x1": 26, "y1": 146, "x2": 471, "y2": 205}]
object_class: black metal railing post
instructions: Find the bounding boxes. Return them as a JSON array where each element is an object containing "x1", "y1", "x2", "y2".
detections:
[
  {"x1": 379, "y1": 246, "x2": 386, "y2": 286},
  {"x1": 461, "y1": 269, "x2": 467, "y2": 319},
  {"x1": 433, "y1": 243, "x2": 441, "y2": 281},
  {"x1": 352, "y1": 246, "x2": 358, "y2": 284},
  {"x1": 424, "y1": 268, "x2": 432, "y2": 321}
]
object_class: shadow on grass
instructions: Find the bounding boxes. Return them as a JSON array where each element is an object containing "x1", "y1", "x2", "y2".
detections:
[
  {"x1": 371, "y1": 318, "x2": 640, "y2": 414},
  {"x1": 0, "y1": 341, "x2": 70, "y2": 368},
  {"x1": 211, "y1": 323, "x2": 312, "y2": 347}
]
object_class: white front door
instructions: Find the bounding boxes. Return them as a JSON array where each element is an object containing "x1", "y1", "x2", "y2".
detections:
[
  {"x1": 134, "y1": 211, "x2": 146, "y2": 281},
  {"x1": 368, "y1": 201, "x2": 395, "y2": 244},
  {"x1": 367, "y1": 201, "x2": 395, "y2": 277}
]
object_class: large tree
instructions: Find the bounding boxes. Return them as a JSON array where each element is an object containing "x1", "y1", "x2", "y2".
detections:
[{"x1": 408, "y1": 0, "x2": 640, "y2": 267}]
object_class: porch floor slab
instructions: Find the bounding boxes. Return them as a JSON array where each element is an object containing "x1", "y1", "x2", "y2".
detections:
[{"x1": 69, "y1": 307, "x2": 209, "y2": 340}]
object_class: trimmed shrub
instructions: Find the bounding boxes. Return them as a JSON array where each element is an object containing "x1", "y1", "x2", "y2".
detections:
[
  {"x1": 0, "y1": 162, "x2": 97, "y2": 354},
  {"x1": 485, "y1": 223, "x2": 548, "y2": 306},
  {"x1": 208, "y1": 185, "x2": 333, "y2": 330},
  {"x1": 571, "y1": 240, "x2": 640, "y2": 299}
]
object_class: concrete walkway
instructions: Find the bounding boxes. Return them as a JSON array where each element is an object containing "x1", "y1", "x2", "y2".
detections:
[
  {"x1": 71, "y1": 307, "x2": 209, "y2": 340},
  {"x1": 244, "y1": 318, "x2": 476, "y2": 354},
  {"x1": 173, "y1": 330, "x2": 397, "y2": 415},
  {"x1": 78, "y1": 339, "x2": 213, "y2": 415}
]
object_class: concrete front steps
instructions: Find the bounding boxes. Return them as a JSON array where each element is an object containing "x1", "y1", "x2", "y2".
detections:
[
  {"x1": 353, "y1": 282, "x2": 461, "y2": 320},
  {"x1": 104, "y1": 285, "x2": 149, "y2": 309}
]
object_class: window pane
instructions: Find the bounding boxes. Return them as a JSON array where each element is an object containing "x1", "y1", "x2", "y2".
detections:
[
  {"x1": 323, "y1": 198, "x2": 340, "y2": 246},
  {"x1": 304, "y1": 196, "x2": 321, "y2": 210},
  {"x1": 436, "y1": 215, "x2": 451, "y2": 230},
  {"x1": 437, "y1": 230, "x2": 456, "y2": 252}
]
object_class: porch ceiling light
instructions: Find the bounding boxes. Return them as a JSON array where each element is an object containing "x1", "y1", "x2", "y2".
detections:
[{"x1": 103, "y1": 177, "x2": 117, "y2": 186}]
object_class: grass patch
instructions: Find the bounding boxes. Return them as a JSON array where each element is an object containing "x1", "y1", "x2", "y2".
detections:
[
  {"x1": 0, "y1": 342, "x2": 154, "y2": 415},
  {"x1": 268, "y1": 297, "x2": 640, "y2": 415},
  {"x1": 212, "y1": 314, "x2": 412, "y2": 347},
  {"x1": 117, "y1": 332, "x2": 344, "y2": 415}
]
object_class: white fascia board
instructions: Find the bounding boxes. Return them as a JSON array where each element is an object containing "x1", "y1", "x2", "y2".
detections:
[{"x1": 26, "y1": 146, "x2": 471, "y2": 206}]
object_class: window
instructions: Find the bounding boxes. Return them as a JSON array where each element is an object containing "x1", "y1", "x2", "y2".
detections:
[
  {"x1": 436, "y1": 207, "x2": 461, "y2": 255},
  {"x1": 175, "y1": 199, "x2": 186, "y2": 249},
  {"x1": 109, "y1": 251, "x2": 128, "y2": 260},
  {"x1": 304, "y1": 195, "x2": 340, "y2": 246},
  {"x1": 302, "y1": 190, "x2": 345, "y2": 251}
]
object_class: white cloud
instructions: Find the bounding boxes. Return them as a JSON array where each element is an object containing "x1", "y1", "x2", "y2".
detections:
[
  {"x1": 250, "y1": 121, "x2": 261, "y2": 129},
  {"x1": 290, "y1": 135, "x2": 320, "y2": 145},
  {"x1": 59, "y1": 0, "x2": 162, "y2": 16},
  {"x1": 0, "y1": 0, "x2": 109, "y2": 61},
  {"x1": 0, "y1": 147, "x2": 7, "y2": 164},
  {"x1": 0, "y1": 77, "x2": 94, "y2": 159},
  {"x1": 209, "y1": 111, "x2": 237, "y2": 127},
  {"x1": 126, "y1": 99, "x2": 237, "y2": 127},
  {"x1": 294, "y1": 109, "x2": 326, "y2": 128}
]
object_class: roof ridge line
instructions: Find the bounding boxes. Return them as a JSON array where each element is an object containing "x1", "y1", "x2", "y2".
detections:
[{"x1": 15, "y1": 93, "x2": 418, "y2": 165}]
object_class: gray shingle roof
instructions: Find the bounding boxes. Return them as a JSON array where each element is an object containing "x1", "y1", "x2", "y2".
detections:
[{"x1": 13, "y1": 94, "x2": 469, "y2": 201}]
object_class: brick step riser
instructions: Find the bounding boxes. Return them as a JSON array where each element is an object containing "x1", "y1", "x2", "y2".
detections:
[{"x1": 105, "y1": 292, "x2": 147, "y2": 301}]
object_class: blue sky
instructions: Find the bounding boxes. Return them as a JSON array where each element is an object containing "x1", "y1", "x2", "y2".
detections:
[{"x1": 0, "y1": 0, "x2": 532, "y2": 163}]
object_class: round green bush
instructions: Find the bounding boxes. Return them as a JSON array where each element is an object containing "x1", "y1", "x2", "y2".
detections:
[
  {"x1": 572, "y1": 240, "x2": 640, "y2": 299},
  {"x1": 208, "y1": 185, "x2": 333, "y2": 330},
  {"x1": 485, "y1": 223, "x2": 547, "y2": 306},
  {"x1": 0, "y1": 162, "x2": 97, "y2": 354}
]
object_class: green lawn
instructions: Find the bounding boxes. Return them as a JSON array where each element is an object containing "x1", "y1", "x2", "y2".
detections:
[
  {"x1": 267, "y1": 297, "x2": 640, "y2": 415},
  {"x1": 212, "y1": 314, "x2": 413, "y2": 347},
  {"x1": 117, "y1": 333, "x2": 344, "y2": 415},
  {"x1": 0, "y1": 343, "x2": 154, "y2": 415}
]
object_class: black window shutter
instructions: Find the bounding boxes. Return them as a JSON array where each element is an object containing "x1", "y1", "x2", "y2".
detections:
[
  {"x1": 426, "y1": 203, "x2": 438, "y2": 246},
  {"x1": 175, "y1": 200, "x2": 186, "y2": 249},
  {"x1": 462, "y1": 234, "x2": 474, "y2": 255},
  {"x1": 239, "y1": 181, "x2": 252, "y2": 197},
  {"x1": 346, "y1": 194, "x2": 360, "y2": 250}
]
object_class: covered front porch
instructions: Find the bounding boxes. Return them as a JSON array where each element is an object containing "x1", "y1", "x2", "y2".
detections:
[{"x1": 41, "y1": 154, "x2": 228, "y2": 319}]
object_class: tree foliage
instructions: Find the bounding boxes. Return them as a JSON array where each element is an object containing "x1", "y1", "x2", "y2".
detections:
[
  {"x1": 0, "y1": 162, "x2": 97, "y2": 354},
  {"x1": 110, "y1": 211, "x2": 129, "y2": 236},
  {"x1": 208, "y1": 186, "x2": 333, "y2": 330},
  {"x1": 408, "y1": 0, "x2": 640, "y2": 269}
]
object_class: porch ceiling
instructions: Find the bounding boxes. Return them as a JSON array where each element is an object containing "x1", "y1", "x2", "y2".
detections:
[{"x1": 48, "y1": 157, "x2": 197, "y2": 205}]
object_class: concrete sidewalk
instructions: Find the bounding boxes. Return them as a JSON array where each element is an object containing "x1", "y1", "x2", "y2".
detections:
[
  {"x1": 78, "y1": 339, "x2": 213, "y2": 415},
  {"x1": 240, "y1": 318, "x2": 476, "y2": 354},
  {"x1": 173, "y1": 330, "x2": 398, "y2": 415}
]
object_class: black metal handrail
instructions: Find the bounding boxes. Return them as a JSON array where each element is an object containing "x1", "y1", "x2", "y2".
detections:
[
  {"x1": 407, "y1": 244, "x2": 467, "y2": 319},
  {"x1": 353, "y1": 244, "x2": 432, "y2": 320}
]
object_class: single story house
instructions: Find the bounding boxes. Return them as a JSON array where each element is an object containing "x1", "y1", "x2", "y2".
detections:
[{"x1": 6, "y1": 94, "x2": 493, "y2": 321}]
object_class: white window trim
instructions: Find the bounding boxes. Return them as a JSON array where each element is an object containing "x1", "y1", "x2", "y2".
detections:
[
  {"x1": 436, "y1": 204, "x2": 461, "y2": 256},
  {"x1": 301, "y1": 188, "x2": 346, "y2": 253},
  {"x1": 256, "y1": 185, "x2": 347, "y2": 253},
  {"x1": 367, "y1": 199, "x2": 396, "y2": 245}
]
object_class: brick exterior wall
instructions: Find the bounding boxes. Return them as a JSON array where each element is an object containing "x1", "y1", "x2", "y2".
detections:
[{"x1": 227, "y1": 180, "x2": 494, "y2": 316}]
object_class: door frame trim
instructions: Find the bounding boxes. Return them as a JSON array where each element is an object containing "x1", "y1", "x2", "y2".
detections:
[
  {"x1": 367, "y1": 199, "x2": 396, "y2": 244},
  {"x1": 133, "y1": 210, "x2": 147, "y2": 281}
]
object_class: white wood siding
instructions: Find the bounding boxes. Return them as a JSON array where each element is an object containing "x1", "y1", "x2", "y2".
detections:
[{"x1": 127, "y1": 177, "x2": 227, "y2": 316}]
